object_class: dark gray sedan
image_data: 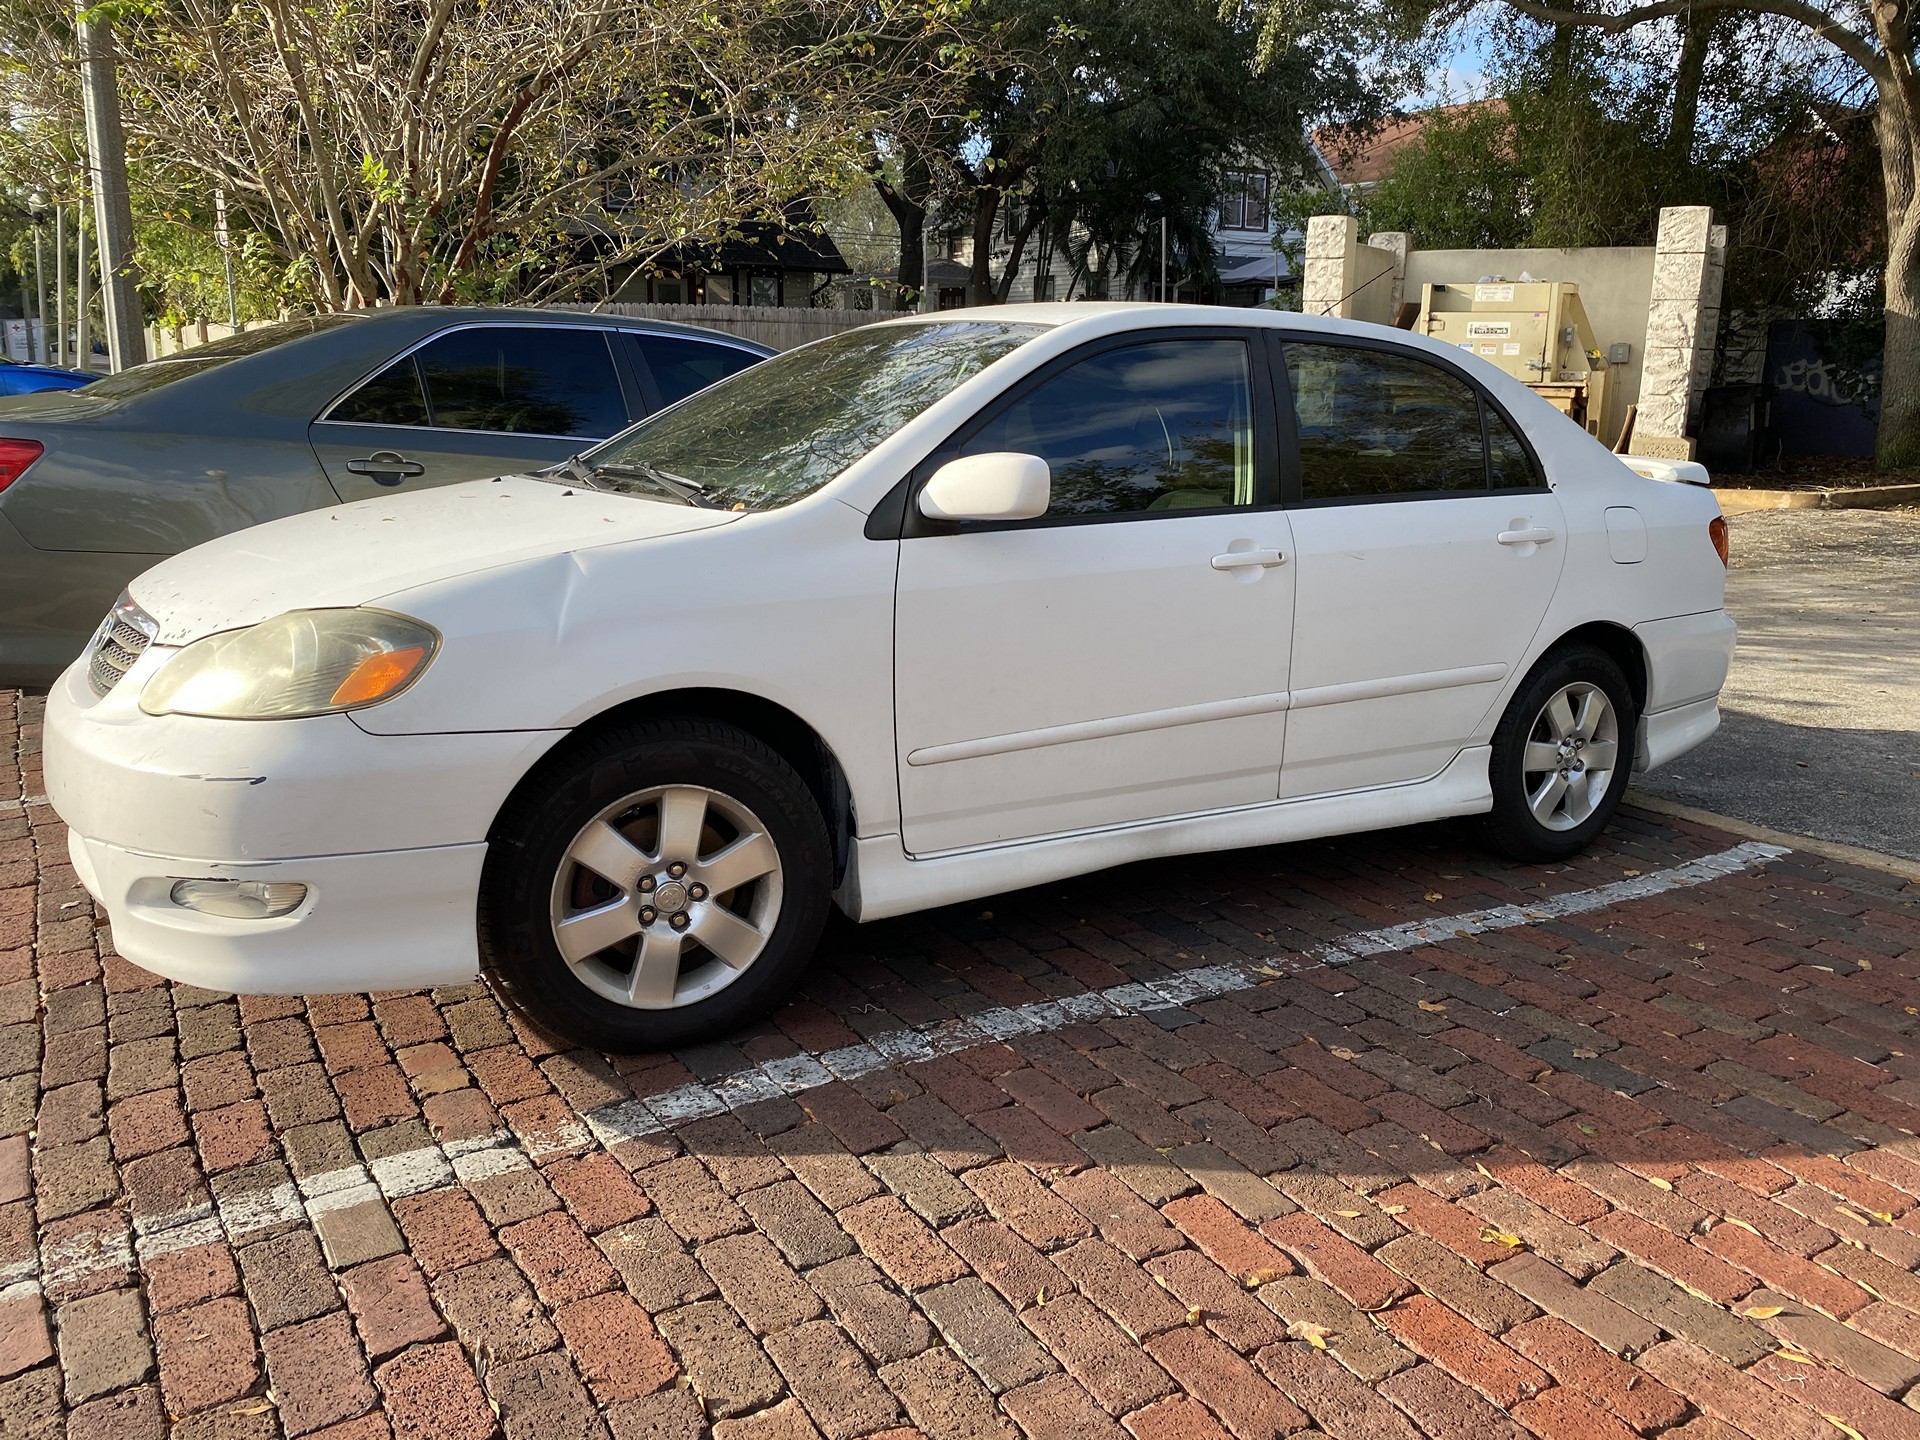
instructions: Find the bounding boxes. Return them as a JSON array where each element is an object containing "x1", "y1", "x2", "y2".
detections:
[{"x1": 0, "y1": 306, "x2": 769, "y2": 687}]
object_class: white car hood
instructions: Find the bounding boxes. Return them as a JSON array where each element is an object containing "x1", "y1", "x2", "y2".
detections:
[{"x1": 129, "y1": 477, "x2": 737, "y2": 644}]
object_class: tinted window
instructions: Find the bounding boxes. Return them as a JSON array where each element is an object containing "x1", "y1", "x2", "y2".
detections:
[
  {"x1": 416, "y1": 327, "x2": 627, "y2": 438},
  {"x1": 1487, "y1": 406, "x2": 1540, "y2": 489},
  {"x1": 960, "y1": 339, "x2": 1255, "y2": 517},
  {"x1": 632, "y1": 334, "x2": 762, "y2": 409},
  {"x1": 331, "y1": 357, "x2": 428, "y2": 426},
  {"x1": 1285, "y1": 343, "x2": 1488, "y2": 500},
  {"x1": 586, "y1": 320, "x2": 1043, "y2": 511}
]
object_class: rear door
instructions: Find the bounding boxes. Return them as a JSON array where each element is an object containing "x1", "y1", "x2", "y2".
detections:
[
  {"x1": 310, "y1": 324, "x2": 636, "y2": 501},
  {"x1": 1275, "y1": 337, "x2": 1566, "y2": 799}
]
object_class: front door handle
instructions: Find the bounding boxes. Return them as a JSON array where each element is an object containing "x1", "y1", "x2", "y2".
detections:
[
  {"x1": 1210, "y1": 548, "x2": 1287, "y2": 571},
  {"x1": 1497, "y1": 526, "x2": 1556, "y2": 546},
  {"x1": 345, "y1": 451, "x2": 426, "y2": 485}
]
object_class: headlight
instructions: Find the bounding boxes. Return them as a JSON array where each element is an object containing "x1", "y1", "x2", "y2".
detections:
[{"x1": 139, "y1": 609, "x2": 439, "y2": 720}]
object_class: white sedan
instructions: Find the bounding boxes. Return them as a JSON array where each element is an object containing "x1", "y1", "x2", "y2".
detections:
[{"x1": 44, "y1": 305, "x2": 1734, "y2": 1050}]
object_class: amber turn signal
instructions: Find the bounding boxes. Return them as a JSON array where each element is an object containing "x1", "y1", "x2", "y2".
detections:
[
  {"x1": 329, "y1": 645, "x2": 428, "y2": 707},
  {"x1": 1708, "y1": 516, "x2": 1729, "y2": 567}
]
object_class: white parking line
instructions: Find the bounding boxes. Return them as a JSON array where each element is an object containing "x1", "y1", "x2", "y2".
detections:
[{"x1": 5, "y1": 838, "x2": 1789, "y2": 1304}]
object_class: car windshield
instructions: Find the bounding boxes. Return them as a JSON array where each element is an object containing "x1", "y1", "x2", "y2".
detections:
[
  {"x1": 79, "y1": 313, "x2": 366, "y2": 400},
  {"x1": 582, "y1": 319, "x2": 1046, "y2": 510}
]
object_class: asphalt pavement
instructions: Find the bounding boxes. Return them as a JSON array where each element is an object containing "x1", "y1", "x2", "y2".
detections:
[{"x1": 1632, "y1": 506, "x2": 1920, "y2": 862}]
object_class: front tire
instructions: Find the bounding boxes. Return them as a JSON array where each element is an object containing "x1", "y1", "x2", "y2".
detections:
[
  {"x1": 1483, "y1": 644, "x2": 1637, "y2": 863},
  {"x1": 479, "y1": 718, "x2": 831, "y2": 1052}
]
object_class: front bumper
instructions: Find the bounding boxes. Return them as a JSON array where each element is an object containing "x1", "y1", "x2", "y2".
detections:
[
  {"x1": 70, "y1": 832, "x2": 486, "y2": 993},
  {"x1": 44, "y1": 649, "x2": 565, "y2": 994}
]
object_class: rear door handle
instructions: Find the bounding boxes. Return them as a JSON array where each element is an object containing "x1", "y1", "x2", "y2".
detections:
[
  {"x1": 1211, "y1": 548, "x2": 1287, "y2": 571},
  {"x1": 346, "y1": 452, "x2": 426, "y2": 484},
  {"x1": 1497, "y1": 527, "x2": 1555, "y2": 546}
]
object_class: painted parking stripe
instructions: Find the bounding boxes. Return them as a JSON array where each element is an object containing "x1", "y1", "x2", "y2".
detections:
[{"x1": 3, "y1": 838, "x2": 1789, "y2": 1303}]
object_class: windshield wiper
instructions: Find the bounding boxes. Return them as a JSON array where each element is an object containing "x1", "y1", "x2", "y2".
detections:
[
  {"x1": 542, "y1": 454, "x2": 601, "y2": 488},
  {"x1": 588, "y1": 459, "x2": 717, "y2": 508}
]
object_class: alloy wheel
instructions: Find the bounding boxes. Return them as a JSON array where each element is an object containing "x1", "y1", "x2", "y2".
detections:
[
  {"x1": 548, "y1": 784, "x2": 784, "y2": 1009},
  {"x1": 1520, "y1": 681, "x2": 1621, "y2": 832}
]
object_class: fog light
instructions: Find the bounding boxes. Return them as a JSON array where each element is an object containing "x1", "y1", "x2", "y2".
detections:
[{"x1": 169, "y1": 879, "x2": 308, "y2": 919}]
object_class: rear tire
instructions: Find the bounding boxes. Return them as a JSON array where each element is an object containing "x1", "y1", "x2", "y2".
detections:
[
  {"x1": 1482, "y1": 644, "x2": 1637, "y2": 863},
  {"x1": 479, "y1": 717, "x2": 831, "y2": 1052}
]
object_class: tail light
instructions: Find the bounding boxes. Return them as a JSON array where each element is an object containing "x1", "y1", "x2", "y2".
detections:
[
  {"x1": 0, "y1": 439, "x2": 44, "y2": 495},
  {"x1": 1708, "y1": 516, "x2": 1729, "y2": 567}
]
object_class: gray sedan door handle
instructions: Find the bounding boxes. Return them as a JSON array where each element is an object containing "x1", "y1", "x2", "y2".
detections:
[
  {"x1": 346, "y1": 452, "x2": 426, "y2": 484},
  {"x1": 1210, "y1": 548, "x2": 1287, "y2": 571},
  {"x1": 1497, "y1": 526, "x2": 1555, "y2": 546}
]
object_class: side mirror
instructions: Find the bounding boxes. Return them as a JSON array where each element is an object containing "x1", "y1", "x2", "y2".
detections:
[{"x1": 918, "y1": 452, "x2": 1050, "y2": 523}]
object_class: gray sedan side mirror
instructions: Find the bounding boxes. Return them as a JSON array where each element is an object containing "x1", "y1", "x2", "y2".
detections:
[{"x1": 918, "y1": 452, "x2": 1050, "y2": 523}]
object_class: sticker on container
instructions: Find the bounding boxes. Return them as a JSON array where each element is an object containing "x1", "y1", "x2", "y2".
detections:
[
  {"x1": 1502, "y1": 342, "x2": 1522, "y2": 356},
  {"x1": 1465, "y1": 320, "x2": 1513, "y2": 338},
  {"x1": 1474, "y1": 283, "x2": 1516, "y2": 303},
  {"x1": 1478, "y1": 344, "x2": 1499, "y2": 355}
]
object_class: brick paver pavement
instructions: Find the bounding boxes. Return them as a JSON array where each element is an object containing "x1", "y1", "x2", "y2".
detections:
[{"x1": 5, "y1": 685, "x2": 1920, "y2": 1440}]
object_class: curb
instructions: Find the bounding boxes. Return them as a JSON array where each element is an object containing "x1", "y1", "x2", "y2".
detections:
[
  {"x1": 1624, "y1": 790, "x2": 1920, "y2": 883},
  {"x1": 1714, "y1": 482, "x2": 1920, "y2": 513}
]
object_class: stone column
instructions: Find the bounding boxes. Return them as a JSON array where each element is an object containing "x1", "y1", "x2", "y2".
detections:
[
  {"x1": 1636, "y1": 205, "x2": 1722, "y2": 453},
  {"x1": 1303, "y1": 215, "x2": 1359, "y2": 318},
  {"x1": 1367, "y1": 231, "x2": 1411, "y2": 321}
]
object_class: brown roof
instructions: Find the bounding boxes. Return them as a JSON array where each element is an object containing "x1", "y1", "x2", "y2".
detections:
[{"x1": 1312, "y1": 102, "x2": 1502, "y2": 188}]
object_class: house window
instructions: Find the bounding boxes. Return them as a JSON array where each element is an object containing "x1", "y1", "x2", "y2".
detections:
[
  {"x1": 750, "y1": 274, "x2": 780, "y2": 308},
  {"x1": 653, "y1": 277, "x2": 684, "y2": 304},
  {"x1": 1220, "y1": 170, "x2": 1270, "y2": 231},
  {"x1": 937, "y1": 286, "x2": 967, "y2": 310}
]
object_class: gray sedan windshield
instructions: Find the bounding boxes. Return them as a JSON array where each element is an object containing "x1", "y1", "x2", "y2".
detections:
[{"x1": 584, "y1": 320, "x2": 1045, "y2": 510}]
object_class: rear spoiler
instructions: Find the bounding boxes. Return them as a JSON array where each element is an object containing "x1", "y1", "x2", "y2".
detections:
[{"x1": 1619, "y1": 455, "x2": 1712, "y2": 487}]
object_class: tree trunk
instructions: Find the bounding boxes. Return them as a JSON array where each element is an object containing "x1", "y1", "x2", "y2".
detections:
[
  {"x1": 874, "y1": 166, "x2": 929, "y2": 311},
  {"x1": 1667, "y1": 10, "x2": 1715, "y2": 164},
  {"x1": 1877, "y1": 90, "x2": 1920, "y2": 469},
  {"x1": 968, "y1": 185, "x2": 1000, "y2": 303}
]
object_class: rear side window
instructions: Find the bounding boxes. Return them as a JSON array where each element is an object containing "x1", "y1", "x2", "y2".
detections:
[
  {"x1": 418, "y1": 327, "x2": 627, "y2": 438},
  {"x1": 331, "y1": 357, "x2": 428, "y2": 426},
  {"x1": 631, "y1": 334, "x2": 762, "y2": 409},
  {"x1": 1284, "y1": 342, "x2": 1491, "y2": 501}
]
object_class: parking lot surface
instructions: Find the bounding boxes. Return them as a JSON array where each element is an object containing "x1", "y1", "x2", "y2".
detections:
[
  {"x1": 6, "y1": 685, "x2": 1920, "y2": 1440},
  {"x1": 1635, "y1": 508, "x2": 1920, "y2": 861}
]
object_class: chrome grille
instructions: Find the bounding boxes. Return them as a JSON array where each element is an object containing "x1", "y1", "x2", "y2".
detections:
[{"x1": 87, "y1": 596, "x2": 159, "y2": 697}]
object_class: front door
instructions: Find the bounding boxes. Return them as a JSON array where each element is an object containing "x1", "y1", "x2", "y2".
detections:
[
  {"x1": 893, "y1": 334, "x2": 1296, "y2": 854},
  {"x1": 1275, "y1": 339, "x2": 1567, "y2": 799},
  {"x1": 310, "y1": 324, "x2": 635, "y2": 502}
]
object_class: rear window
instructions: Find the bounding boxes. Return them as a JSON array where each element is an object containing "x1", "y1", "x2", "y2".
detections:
[{"x1": 78, "y1": 314, "x2": 365, "y2": 400}]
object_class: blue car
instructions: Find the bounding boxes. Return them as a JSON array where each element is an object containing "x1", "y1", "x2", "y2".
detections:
[{"x1": 0, "y1": 357, "x2": 95, "y2": 396}]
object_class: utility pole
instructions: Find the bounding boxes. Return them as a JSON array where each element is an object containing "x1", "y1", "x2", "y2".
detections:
[
  {"x1": 55, "y1": 205, "x2": 68, "y2": 368},
  {"x1": 75, "y1": 204, "x2": 92, "y2": 371},
  {"x1": 31, "y1": 214, "x2": 47, "y2": 363},
  {"x1": 77, "y1": 3, "x2": 146, "y2": 370},
  {"x1": 215, "y1": 189, "x2": 239, "y2": 329}
]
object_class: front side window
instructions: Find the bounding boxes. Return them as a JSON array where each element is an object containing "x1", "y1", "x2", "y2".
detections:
[
  {"x1": 416, "y1": 327, "x2": 627, "y2": 439},
  {"x1": 586, "y1": 319, "x2": 1045, "y2": 511},
  {"x1": 632, "y1": 334, "x2": 762, "y2": 410},
  {"x1": 960, "y1": 339, "x2": 1256, "y2": 517},
  {"x1": 1284, "y1": 342, "x2": 1490, "y2": 501}
]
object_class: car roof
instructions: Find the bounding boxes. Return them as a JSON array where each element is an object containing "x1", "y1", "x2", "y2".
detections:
[{"x1": 338, "y1": 305, "x2": 773, "y2": 351}]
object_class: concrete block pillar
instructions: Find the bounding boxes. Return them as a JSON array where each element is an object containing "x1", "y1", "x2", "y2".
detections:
[
  {"x1": 1303, "y1": 215, "x2": 1360, "y2": 318},
  {"x1": 1636, "y1": 205, "x2": 1723, "y2": 450},
  {"x1": 1367, "y1": 231, "x2": 1411, "y2": 320}
]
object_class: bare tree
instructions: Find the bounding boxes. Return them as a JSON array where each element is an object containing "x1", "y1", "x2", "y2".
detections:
[{"x1": 1, "y1": 0, "x2": 974, "y2": 309}]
